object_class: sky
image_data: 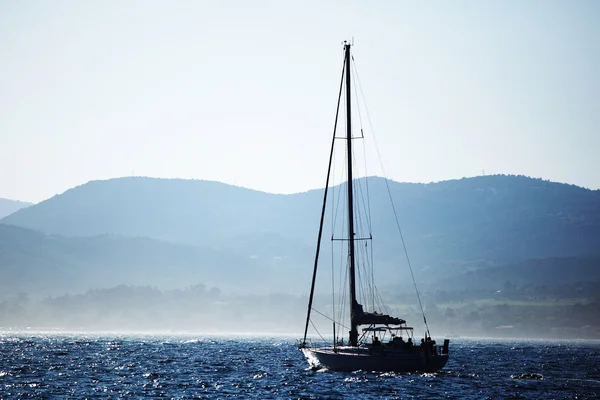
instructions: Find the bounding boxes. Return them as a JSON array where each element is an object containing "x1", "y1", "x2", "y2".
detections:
[{"x1": 1, "y1": 0, "x2": 599, "y2": 203}]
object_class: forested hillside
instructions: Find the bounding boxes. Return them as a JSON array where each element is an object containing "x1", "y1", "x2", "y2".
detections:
[{"x1": 3, "y1": 175, "x2": 599, "y2": 270}]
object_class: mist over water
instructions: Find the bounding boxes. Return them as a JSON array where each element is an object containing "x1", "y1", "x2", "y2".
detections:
[{"x1": 1, "y1": 332, "x2": 599, "y2": 399}]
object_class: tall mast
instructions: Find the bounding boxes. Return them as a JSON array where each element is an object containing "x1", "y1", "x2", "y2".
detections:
[{"x1": 344, "y1": 42, "x2": 359, "y2": 347}]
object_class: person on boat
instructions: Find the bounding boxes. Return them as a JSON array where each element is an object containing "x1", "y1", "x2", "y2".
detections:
[
  {"x1": 426, "y1": 336, "x2": 437, "y2": 354},
  {"x1": 390, "y1": 335, "x2": 404, "y2": 347},
  {"x1": 423, "y1": 336, "x2": 436, "y2": 355},
  {"x1": 372, "y1": 336, "x2": 381, "y2": 346}
]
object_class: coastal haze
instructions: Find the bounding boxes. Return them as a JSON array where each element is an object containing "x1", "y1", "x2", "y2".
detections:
[
  {"x1": 1, "y1": 1, "x2": 599, "y2": 341},
  {"x1": 1, "y1": 175, "x2": 599, "y2": 338}
]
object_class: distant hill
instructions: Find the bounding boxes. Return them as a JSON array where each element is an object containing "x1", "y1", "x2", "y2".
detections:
[
  {"x1": 0, "y1": 198, "x2": 32, "y2": 219},
  {"x1": 1, "y1": 178, "x2": 316, "y2": 244},
  {"x1": 0, "y1": 223, "x2": 303, "y2": 298},
  {"x1": 428, "y1": 255, "x2": 600, "y2": 291},
  {"x1": 2, "y1": 175, "x2": 599, "y2": 271}
]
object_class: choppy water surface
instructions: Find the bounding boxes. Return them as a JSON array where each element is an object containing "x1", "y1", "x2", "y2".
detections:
[{"x1": 0, "y1": 332, "x2": 599, "y2": 399}]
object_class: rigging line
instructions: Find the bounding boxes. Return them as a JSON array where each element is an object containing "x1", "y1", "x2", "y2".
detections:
[
  {"x1": 302, "y1": 55, "x2": 346, "y2": 345},
  {"x1": 332, "y1": 126, "x2": 349, "y2": 238},
  {"x1": 331, "y1": 176, "x2": 342, "y2": 235},
  {"x1": 309, "y1": 319, "x2": 327, "y2": 344},
  {"x1": 360, "y1": 223, "x2": 375, "y2": 310},
  {"x1": 331, "y1": 185, "x2": 339, "y2": 337},
  {"x1": 353, "y1": 250, "x2": 365, "y2": 307},
  {"x1": 336, "y1": 166, "x2": 347, "y2": 325},
  {"x1": 369, "y1": 241, "x2": 375, "y2": 311},
  {"x1": 355, "y1": 188, "x2": 370, "y2": 294},
  {"x1": 355, "y1": 181, "x2": 370, "y2": 298},
  {"x1": 353, "y1": 179, "x2": 370, "y2": 265},
  {"x1": 363, "y1": 151, "x2": 372, "y2": 232},
  {"x1": 330, "y1": 121, "x2": 338, "y2": 337},
  {"x1": 332, "y1": 98, "x2": 346, "y2": 236},
  {"x1": 359, "y1": 240, "x2": 379, "y2": 313},
  {"x1": 351, "y1": 152, "x2": 372, "y2": 236},
  {"x1": 331, "y1": 137, "x2": 346, "y2": 236},
  {"x1": 353, "y1": 177, "x2": 372, "y2": 310},
  {"x1": 367, "y1": 247, "x2": 375, "y2": 312},
  {"x1": 353, "y1": 55, "x2": 431, "y2": 336},
  {"x1": 340, "y1": 251, "x2": 349, "y2": 327},
  {"x1": 357, "y1": 247, "x2": 371, "y2": 310},
  {"x1": 364, "y1": 242, "x2": 375, "y2": 312},
  {"x1": 374, "y1": 281, "x2": 391, "y2": 316},
  {"x1": 351, "y1": 60, "x2": 373, "y2": 233},
  {"x1": 361, "y1": 150, "x2": 372, "y2": 233},
  {"x1": 310, "y1": 307, "x2": 334, "y2": 323},
  {"x1": 361, "y1": 245, "x2": 371, "y2": 311},
  {"x1": 339, "y1": 130, "x2": 351, "y2": 329},
  {"x1": 337, "y1": 176, "x2": 347, "y2": 324},
  {"x1": 380, "y1": 141, "x2": 429, "y2": 334},
  {"x1": 333, "y1": 245, "x2": 340, "y2": 326},
  {"x1": 351, "y1": 57, "x2": 365, "y2": 139},
  {"x1": 331, "y1": 123, "x2": 336, "y2": 234},
  {"x1": 330, "y1": 217, "x2": 336, "y2": 342},
  {"x1": 353, "y1": 181, "x2": 363, "y2": 246},
  {"x1": 311, "y1": 308, "x2": 350, "y2": 332},
  {"x1": 358, "y1": 244, "x2": 369, "y2": 303},
  {"x1": 339, "y1": 244, "x2": 347, "y2": 324}
]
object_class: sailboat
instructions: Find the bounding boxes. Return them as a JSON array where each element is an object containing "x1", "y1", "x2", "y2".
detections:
[{"x1": 299, "y1": 42, "x2": 450, "y2": 372}]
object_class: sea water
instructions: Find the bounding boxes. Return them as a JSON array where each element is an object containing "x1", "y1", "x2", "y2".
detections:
[{"x1": 0, "y1": 332, "x2": 598, "y2": 399}]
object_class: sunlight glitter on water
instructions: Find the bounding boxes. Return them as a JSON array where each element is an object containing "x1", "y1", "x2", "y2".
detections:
[{"x1": 0, "y1": 334, "x2": 598, "y2": 399}]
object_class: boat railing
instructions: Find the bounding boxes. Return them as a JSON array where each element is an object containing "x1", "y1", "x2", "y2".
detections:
[{"x1": 298, "y1": 338, "x2": 325, "y2": 349}]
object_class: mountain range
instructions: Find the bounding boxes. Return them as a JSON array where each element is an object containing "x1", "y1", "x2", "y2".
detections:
[
  {"x1": 0, "y1": 198, "x2": 32, "y2": 219},
  {"x1": 1, "y1": 174, "x2": 599, "y2": 298}
]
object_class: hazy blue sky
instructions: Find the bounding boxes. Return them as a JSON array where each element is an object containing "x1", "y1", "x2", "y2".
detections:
[{"x1": 1, "y1": 0, "x2": 598, "y2": 202}]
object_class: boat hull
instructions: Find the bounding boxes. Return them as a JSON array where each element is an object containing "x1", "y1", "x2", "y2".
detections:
[{"x1": 302, "y1": 346, "x2": 448, "y2": 373}]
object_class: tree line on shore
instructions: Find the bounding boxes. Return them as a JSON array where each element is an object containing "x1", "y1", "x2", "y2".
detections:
[{"x1": 1, "y1": 282, "x2": 598, "y2": 339}]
